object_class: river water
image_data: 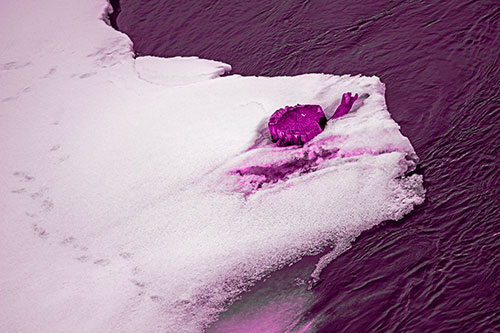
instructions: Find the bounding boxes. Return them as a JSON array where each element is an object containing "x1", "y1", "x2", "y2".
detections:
[{"x1": 112, "y1": 0, "x2": 500, "y2": 331}]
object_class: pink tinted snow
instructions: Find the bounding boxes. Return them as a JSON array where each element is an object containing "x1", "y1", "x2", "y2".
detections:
[{"x1": 227, "y1": 92, "x2": 364, "y2": 195}]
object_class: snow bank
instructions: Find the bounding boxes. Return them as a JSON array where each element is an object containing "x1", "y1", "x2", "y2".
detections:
[
  {"x1": 134, "y1": 56, "x2": 231, "y2": 86},
  {"x1": 0, "y1": 0, "x2": 424, "y2": 332}
]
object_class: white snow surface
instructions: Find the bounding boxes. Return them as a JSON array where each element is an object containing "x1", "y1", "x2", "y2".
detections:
[
  {"x1": 0, "y1": 0, "x2": 425, "y2": 332},
  {"x1": 134, "y1": 56, "x2": 232, "y2": 86}
]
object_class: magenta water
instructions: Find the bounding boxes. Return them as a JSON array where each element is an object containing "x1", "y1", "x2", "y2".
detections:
[{"x1": 113, "y1": 0, "x2": 500, "y2": 331}]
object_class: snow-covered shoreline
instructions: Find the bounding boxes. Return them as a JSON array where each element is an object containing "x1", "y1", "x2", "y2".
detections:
[{"x1": 0, "y1": 1, "x2": 424, "y2": 331}]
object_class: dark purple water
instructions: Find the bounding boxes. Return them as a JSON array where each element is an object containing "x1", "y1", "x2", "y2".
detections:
[{"x1": 112, "y1": 0, "x2": 500, "y2": 331}]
